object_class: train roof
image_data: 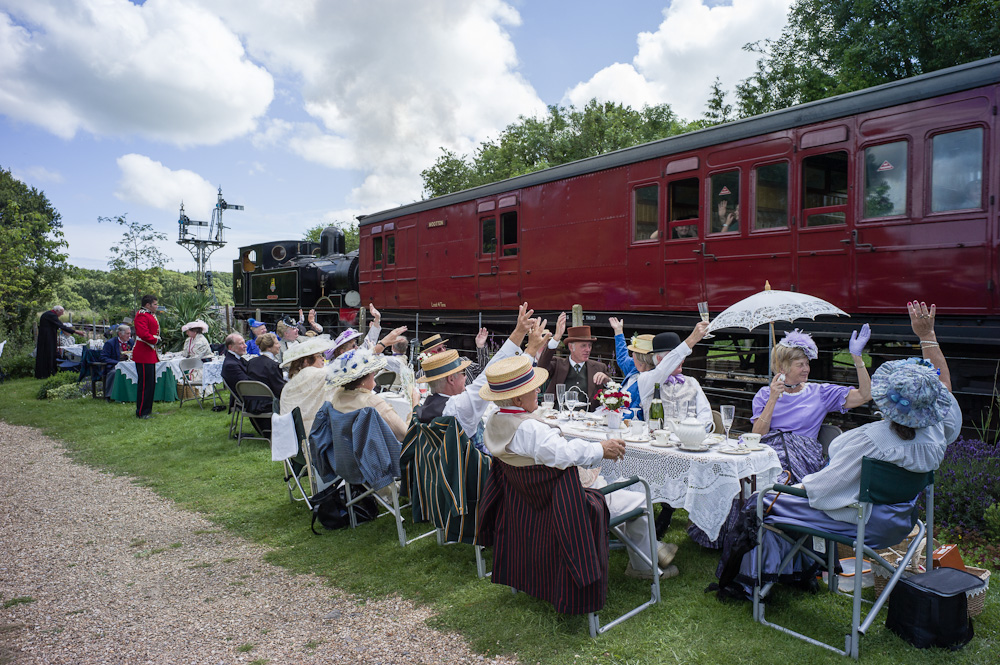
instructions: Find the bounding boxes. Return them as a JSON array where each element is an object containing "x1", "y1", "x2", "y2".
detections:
[{"x1": 358, "y1": 55, "x2": 1000, "y2": 226}]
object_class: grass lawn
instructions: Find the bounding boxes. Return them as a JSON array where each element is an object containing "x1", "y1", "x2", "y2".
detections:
[{"x1": 1, "y1": 377, "x2": 996, "y2": 664}]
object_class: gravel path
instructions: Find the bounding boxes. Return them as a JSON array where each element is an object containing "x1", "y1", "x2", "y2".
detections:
[{"x1": 0, "y1": 421, "x2": 516, "y2": 665}]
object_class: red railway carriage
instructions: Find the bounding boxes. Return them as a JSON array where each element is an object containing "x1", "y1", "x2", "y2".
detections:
[{"x1": 358, "y1": 57, "x2": 1000, "y2": 346}]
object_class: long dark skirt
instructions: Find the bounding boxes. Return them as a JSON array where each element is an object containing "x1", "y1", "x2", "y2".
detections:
[{"x1": 764, "y1": 431, "x2": 824, "y2": 483}]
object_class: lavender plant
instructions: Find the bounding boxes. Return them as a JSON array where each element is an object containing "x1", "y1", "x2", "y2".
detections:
[{"x1": 923, "y1": 437, "x2": 1000, "y2": 534}]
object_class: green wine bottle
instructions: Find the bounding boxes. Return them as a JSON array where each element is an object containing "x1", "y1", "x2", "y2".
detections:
[{"x1": 648, "y1": 383, "x2": 664, "y2": 431}]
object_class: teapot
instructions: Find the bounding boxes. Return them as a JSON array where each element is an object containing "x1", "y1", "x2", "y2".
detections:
[{"x1": 674, "y1": 416, "x2": 707, "y2": 448}]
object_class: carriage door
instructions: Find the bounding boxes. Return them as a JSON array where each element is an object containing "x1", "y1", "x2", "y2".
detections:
[
  {"x1": 662, "y1": 165, "x2": 704, "y2": 309},
  {"x1": 626, "y1": 181, "x2": 664, "y2": 308},
  {"x1": 477, "y1": 196, "x2": 521, "y2": 309},
  {"x1": 369, "y1": 224, "x2": 396, "y2": 308}
]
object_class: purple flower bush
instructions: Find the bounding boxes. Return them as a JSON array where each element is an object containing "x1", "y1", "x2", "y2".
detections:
[{"x1": 920, "y1": 437, "x2": 1000, "y2": 534}]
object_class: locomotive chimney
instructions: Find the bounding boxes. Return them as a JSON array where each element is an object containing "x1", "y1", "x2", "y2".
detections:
[{"x1": 320, "y1": 226, "x2": 345, "y2": 255}]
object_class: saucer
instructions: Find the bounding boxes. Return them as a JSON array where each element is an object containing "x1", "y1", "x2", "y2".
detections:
[
  {"x1": 650, "y1": 438, "x2": 673, "y2": 448},
  {"x1": 742, "y1": 444, "x2": 765, "y2": 451},
  {"x1": 623, "y1": 434, "x2": 651, "y2": 443},
  {"x1": 704, "y1": 434, "x2": 726, "y2": 445},
  {"x1": 719, "y1": 447, "x2": 751, "y2": 455},
  {"x1": 679, "y1": 444, "x2": 709, "y2": 453}
]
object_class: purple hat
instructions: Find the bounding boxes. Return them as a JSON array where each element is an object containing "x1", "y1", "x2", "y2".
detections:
[
  {"x1": 777, "y1": 329, "x2": 818, "y2": 360},
  {"x1": 331, "y1": 328, "x2": 362, "y2": 352}
]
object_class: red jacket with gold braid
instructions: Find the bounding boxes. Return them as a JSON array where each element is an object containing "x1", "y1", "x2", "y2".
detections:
[{"x1": 132, "y1": 308, "x2": 160, "y2": 364}]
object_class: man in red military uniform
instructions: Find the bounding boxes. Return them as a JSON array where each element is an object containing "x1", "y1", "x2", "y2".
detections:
[{"x1": 133, "y1": 294, "x2": 161, "y2": 419}]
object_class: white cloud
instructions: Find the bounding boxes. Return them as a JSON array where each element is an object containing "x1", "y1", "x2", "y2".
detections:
[
  {"x1": 0, "y1": 0, "x2": 273, "y2": 145},
  {"x1": 114, "y1": 154, "x2": 217, "y2": 220},
  {"x1": 565, "y1": 0, "x2": 792, "y2": 121},
  {"x1": 206, "y1": 0, "x2": 547, "y2": 211},
  {"x1": 12, "y1": 165, "x2": 64, "y2": 184}
]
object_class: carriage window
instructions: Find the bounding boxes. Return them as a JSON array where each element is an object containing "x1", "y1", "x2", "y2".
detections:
[
  {"x1": 931, "y1": 128, "x2": 983, "y2": 212},
  {"x1": 373, "y1": 236, "x2": 383, "y2": 267},
  {"x1": 710, "y1": 170, "x2": 740, "y2": 234},
  {"x1": 754, "y1": 163, "x2": 788, "y2": 229},
  {"x1": 633, "y1": 185, "x2": 659, "y2": 242},
  {"x1": 668, "y1": 178, "x2": 699, "y2": 239},
  {"x1": 481, "y1": 216, "x2": 496, "y2": 255},
  {"x1": 863, "y1": 141, "x2": 908, "y2": 218},
  {"x1": 385, "y1": 235, "x2": 395, "y2": 265},
  {"x1": 802, "y1": 151, "x2": 848, "y2": 226},
  {"x1": 500, "y1": 211, "x2": 518, "y2": 256}
]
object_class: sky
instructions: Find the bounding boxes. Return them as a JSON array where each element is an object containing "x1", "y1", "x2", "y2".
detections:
[{"x1": 0, "y1": 0, "x2": 792, "y2": 274}]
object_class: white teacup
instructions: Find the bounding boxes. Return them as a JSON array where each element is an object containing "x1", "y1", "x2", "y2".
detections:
[
  {"x1": 740, "y1": 433, "x2": 761, "y2": 448},
  {"x1": 653, "y1": 429, "x2": 671, "y2": 446}
]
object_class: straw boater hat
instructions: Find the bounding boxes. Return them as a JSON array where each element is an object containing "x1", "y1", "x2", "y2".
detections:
[
  {"x1": 626, "y1": 334, "x2": 655, "y2": 354},
  {"x1": 564, "y1": 325, "x2": 597, "y2": 343},
  {"x1": 418, "y1": 349, "x2": 471, "y2": 383},
  {"x1": 278, "y1": 336, "x2": 334, "y2": 367},
  {"x1": 479, "y1": 355, "x2": 549, "y2": 402},
  {"x1": 421, "y1": 333, "x2": 449, "y2": 351},
  {"x1": 871, "y1": 358, "x2": 952, "y2": 429},
  {"x1": 326, "y1": 348, "x2": 388, "y2": 388},
  {"x1": 181, "y1": 320, "x2": 208, "y2": 334}
]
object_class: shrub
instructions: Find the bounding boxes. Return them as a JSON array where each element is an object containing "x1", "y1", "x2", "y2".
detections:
[
  {"x1": 984, "y1": 503, "x2": 1000, "y2": 541},
  {"x1": 36, "y1": 372, "x2": 80, "y2": 399},
  {"x1": 2, "y1": 347, "x2": 36, "y2": 379},
  {"x1": 924, "y1": 437, "x2": 1000, "y2": 534},
  {"x1": 46, "y1": 382, "x2": 87, "y2": 400}
]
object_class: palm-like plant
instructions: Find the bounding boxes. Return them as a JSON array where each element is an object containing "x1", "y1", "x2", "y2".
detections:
[{"x1": 160, "y1": 291, "x2": 223, "y2": 352}]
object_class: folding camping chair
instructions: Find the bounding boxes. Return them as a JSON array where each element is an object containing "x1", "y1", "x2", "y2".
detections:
[
  {"x1": 312, "y1": 405, "x2": 437, "y2": 547},
  {"x1": 752, "y1": 457, "x2": 934, "y2": 659},
  {"x1": 177, "y1": 357, "x2": 209, "y2": 409},
  {"x1": 277, "y1": 405, "x2": 314, "y2": 509},
  {"x1": 400, "y1": 416, "x2": 491, "y2": 577},
  {"x1": 373, "y1": 370, "x2": 397, "y2": 392},
  {"x1": 477, "y1": 460, "x2": 661, "y2": 638},
  {"x1": 233, "y1": 380, "x2": 274, "y2": 446}
]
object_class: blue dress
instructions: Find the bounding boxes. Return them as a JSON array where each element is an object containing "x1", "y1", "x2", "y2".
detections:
[{"x1": 614, "y1": 333, "x2": 642, "y2": 420}]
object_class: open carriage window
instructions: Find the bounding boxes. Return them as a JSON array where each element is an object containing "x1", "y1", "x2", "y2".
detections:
[
  {"x1": 500, "y1": 211, "x2": 518, "y2": 256},
  {"x1": 633, "y1": 185, "x2": 659, "y2": 242},
  {"x1": 709, "y1": 170, "x2": 740, "y2": 234},
  {"x1": 373, "y1": 236, "x2": 383, "y2": 268},
  {"x1": 753, "y1": 162, "x2": 789, "y2": 230},
  {"x1": 668, "y1": 177, "x2": 699, "y2": 239},
  {"x1": 802, "y1": 151, "x2": 848, "y2": 227}
]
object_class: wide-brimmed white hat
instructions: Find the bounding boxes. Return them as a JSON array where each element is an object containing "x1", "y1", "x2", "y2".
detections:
[
  {"x1": 181, "y1": 320, "x2": 208, "y2": 334},
  {"x1": 326, "y1": 348, "x2": 388, "y2": 388},
  {"x1": 278, "y1": 336, "x2": 334, "y2": 367}
]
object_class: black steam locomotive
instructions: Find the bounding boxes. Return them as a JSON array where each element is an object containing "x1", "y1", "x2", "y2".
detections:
[{"x1": 232, "y1": 226, "x2": 361, "y2": 329}]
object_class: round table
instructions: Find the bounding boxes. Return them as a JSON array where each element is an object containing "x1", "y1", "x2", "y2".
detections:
[
  {"x1": 553, "y1": 415, "x2": 782, "y2": 542},
  {"x1": 108, "y1": 361, "x2": 178, "y2": 403}
]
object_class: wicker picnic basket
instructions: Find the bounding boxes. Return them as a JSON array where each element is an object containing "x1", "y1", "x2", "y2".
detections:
[{"x1": 871, "y1": 535, "x2": 990, "y2": 618}]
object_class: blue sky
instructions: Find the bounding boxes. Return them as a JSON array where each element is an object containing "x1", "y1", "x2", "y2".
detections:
[{"x1": 1, "y1": 0, "x2": 791, "y2": 273}]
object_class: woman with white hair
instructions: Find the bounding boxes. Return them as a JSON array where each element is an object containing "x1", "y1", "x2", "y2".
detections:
[
  {"x1": 750, "y1": 325, "x2": 873, "y2": 482},
  {"x1": 718, "y1": 300, "x2": 960, "y2": 599}
]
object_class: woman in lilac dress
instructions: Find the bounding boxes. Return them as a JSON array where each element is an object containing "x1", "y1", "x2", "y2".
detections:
[{"x1": 751, "y1": 326, "x2": 872, "y2": 482}]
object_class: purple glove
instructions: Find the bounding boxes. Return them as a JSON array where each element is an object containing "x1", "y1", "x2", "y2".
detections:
[{"x1": 849, "y1": 323, "x2": 870, "y2": 356}]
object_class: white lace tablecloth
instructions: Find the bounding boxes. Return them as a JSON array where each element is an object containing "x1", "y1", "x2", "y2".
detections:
[
  {"x1": 380, "y1": 391, "x2": 413, "y2": 423},
  {"x1": 59, "y1": 344, "x2": 85, "y2": 359},
  {"x1": 162, "y1": 357, "x2": 224, "y2": 394},
  {"x1": 555, "y1": 416, "x2": 782, "y2": 541},
  {"x1": 114, "y1": 361, "x2": 175, "y2": 385}
]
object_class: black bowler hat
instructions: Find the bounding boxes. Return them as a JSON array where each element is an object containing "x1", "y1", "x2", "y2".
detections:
[{"x1": 652, "y1": 332, "x2": 681, "y2": 353}]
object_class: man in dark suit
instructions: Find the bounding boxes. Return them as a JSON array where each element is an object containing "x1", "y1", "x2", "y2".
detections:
[
  {"x1": 537, "y1": 316, "x2": 611, "y2": 411},
  {"x1": 34, "y1": 305, "x2": 82, "y2": 379},
  {"x1": 100, "y1": 324, "x2": 134, "y2": 400},
  {"x1": 221, "y1": 333, "x2": 250, "y2": 413}
]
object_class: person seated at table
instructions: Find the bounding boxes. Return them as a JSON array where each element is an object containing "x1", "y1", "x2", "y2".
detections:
[
  {"x1": 480, "y1": 354, "x2": 679, "y2": 580},
  {"x1": 327, "y1": 348, "x2": 412, "y2": 441},
  {"x1": 181, "y1": 320, "x2": 213, "y2": 359},
  {"x1": 416, "y1": 303, "x2": 543, "y2": 453},
  {"x1": 278, "y1": 336, "x2": 336, "y2": 435},
  {"x1": 100, "y1": 324, "x2": 133, "y2": 401},
  {"x1": 750, "y1": 325, "x2": 871, "y2": 482},
  {"x1": 635, "y1": 325, "x2": 711, "y2": 421},
  {"x1": 245, "y1": 318, "x2": 267, "y2": 356},
  {"x1": 275, "y1": 319, "x2": 301, "y2": 364},
  {"x1": 609, "y1": 317, "x2": 653, "y2": 420},
  {"x1": 538, "y1": 313, "x2": 611, "y2": 411},
  {"x1": 247, "y1": 332, "x2": 286, "y2": 413},
  {"x1": 716, "y1": 301, "x2": 960, "y2": 601},
  {"x1": 221, "y1": 333, "x2": 251, "y2": 411}
]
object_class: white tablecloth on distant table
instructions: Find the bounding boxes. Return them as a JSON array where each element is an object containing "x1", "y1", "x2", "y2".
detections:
[
  {"x1": 162, "y1": 356, "x2": 225, "y2": 394},
  {"x1": 114, "y1": 360, "x2": 175, "y2": 384},
  {"x1": 552, "y1": 414, "x2": 782, "y2": 541},
  {"x1": 59, "y1": 344, "x2": 85, "y2": 360}
]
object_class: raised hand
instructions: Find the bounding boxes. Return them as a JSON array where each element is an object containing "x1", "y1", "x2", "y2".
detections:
[
  {"x1": 514, "y1": 302, "x2": 534, "y2": 335},
  {"x1": 368, "y1": 303, "x2": 381, "y2": 326},
  {"x1": 908, "y1": 300, "x2": 936, "y2": 339},
  {"x1": 685, "y1": 321, "x2": 711, "y2": 347},
  {"x1": 380, "y1": 325, "x2": 407, "y2": 347},
  {"x1": 554, "y1": 311, "x2": 567, "y2": 341},
  {"x1": 848, "y1": 323, "x2": 870, "y2": 356},
  {"x1": 608, "y1": 316, "x2": 624, "y2": 336},
  {"x1": 475, "y1": 327, "x2": 489, "y2": 348}
]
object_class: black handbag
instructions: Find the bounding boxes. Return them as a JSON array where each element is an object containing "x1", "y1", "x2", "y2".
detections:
[
  {"x1": 310, "y1": 482, "x2": 378, "y2": 534},
  {"x1": 886, "y1": 567, "x2": 984, "y2": 650}
]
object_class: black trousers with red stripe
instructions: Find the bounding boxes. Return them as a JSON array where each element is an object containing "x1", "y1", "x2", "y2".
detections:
[{"x1": 135, "y1": 362, "x2": 155, "y2": 417}]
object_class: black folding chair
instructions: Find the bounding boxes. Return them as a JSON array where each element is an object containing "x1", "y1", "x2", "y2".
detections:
[{"x1": 233, "y1": 380, "x2": 274, "y2": 446}]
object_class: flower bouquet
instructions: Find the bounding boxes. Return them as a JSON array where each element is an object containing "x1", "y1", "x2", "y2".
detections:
[{"x1": 597, "y1": 382, "x2": 631, "y2": 429}]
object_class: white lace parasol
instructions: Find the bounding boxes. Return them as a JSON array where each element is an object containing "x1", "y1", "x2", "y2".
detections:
[{"x1": 707, "y1": 289, "x2": 849, "y2": 332}]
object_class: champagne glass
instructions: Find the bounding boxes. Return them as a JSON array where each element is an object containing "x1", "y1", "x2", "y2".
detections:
[
  {"x1": 564, "y1": 392, "x2": 580, "y2": 420},
  {"x1": 542, "y1": 393, "x2": 555, "y2": 411},
  {"x1": 555, "y1": 384, "x2": 567, "y2": 413},
  {"x1": 697, "y1": 301, "x2": 715, "y2": 339},
  {"x1": 721, "y1": 404, "x2": 735, "y2": 442}
]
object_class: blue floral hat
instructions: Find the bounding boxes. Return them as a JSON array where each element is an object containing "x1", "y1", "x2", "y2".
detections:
[
  {"x1": 871, "y1": 358, "x2": 952, "y2": 429},
  {"x1": 326, "y1": 347, "x2": 388, "y2": 388}
]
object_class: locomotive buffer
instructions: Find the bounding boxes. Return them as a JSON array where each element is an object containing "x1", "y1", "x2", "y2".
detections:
[{"x1": 177, "y1": 186, "x2": 243, "y2": 292}]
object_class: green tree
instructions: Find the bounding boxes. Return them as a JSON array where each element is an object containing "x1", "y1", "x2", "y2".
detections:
[
  {"x1": 732, "y1": 0, "x2": 1000, "y2": 117},
  {"x1": 421, "y1": 100, "x2": 693, "y2": 198},
  {"x1": 303, "y1": 223, "x2": 360, "y2": 252},
  {"x1": 700, "y1": 77, "x2": 733, "y2": 127},
  {"x1": 100, "y1": 214, "x2": 169, "y2": 309},
  {"x1": 0, "y1": 167, "x2": 69, "y2": 339}
]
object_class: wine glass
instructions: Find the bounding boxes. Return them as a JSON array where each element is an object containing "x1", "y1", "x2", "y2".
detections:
[
  {"x1": 555, "y1": 384, "x2": 567, "y2": 413},
  {"x1": 697, "y1": 301, "x2": 715, "y2": 339},
  {"x1": 721, "y1": 404, "x2": 735, "y2": 442},
  {"x1": 542, "y1": 393, "x2": 555, "y2": 411},
  {"x1": 564, "y1": 392, "x2": 580, "y2": 419}
]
